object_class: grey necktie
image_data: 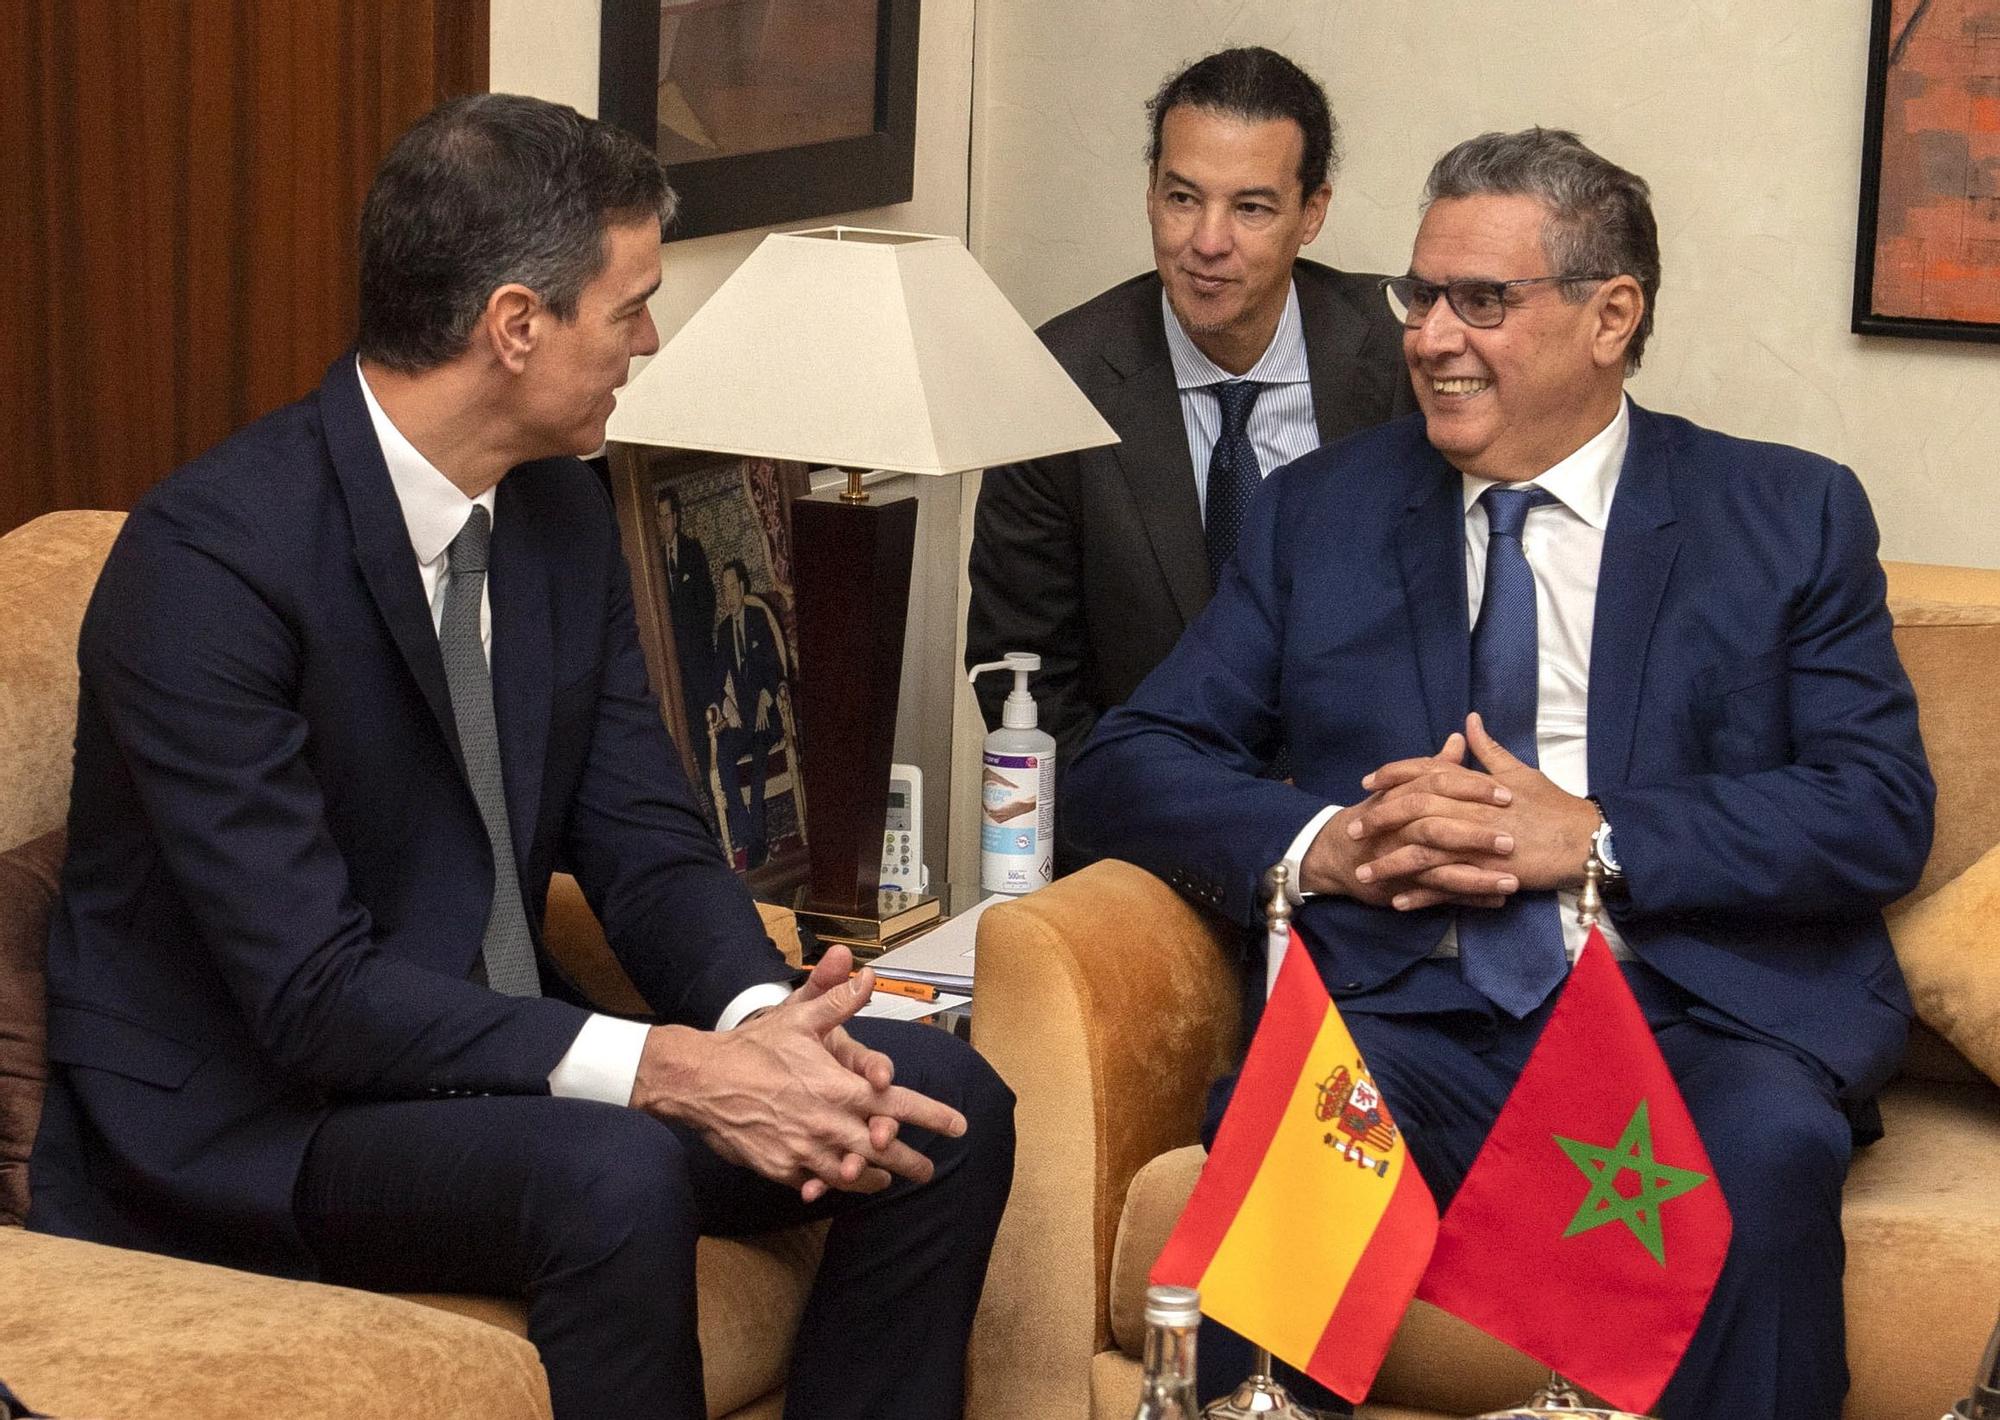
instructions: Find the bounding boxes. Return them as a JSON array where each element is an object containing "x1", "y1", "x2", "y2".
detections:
[{"x1": 440, "y1": 507, "x2": 541, "y2": 996}]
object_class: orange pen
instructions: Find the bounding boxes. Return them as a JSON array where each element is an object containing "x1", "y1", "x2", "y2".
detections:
[{"x1": 854, "y1": 971, "x2": 939, "y2": 1003}]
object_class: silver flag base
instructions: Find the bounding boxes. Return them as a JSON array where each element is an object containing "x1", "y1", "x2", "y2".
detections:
[
  {"x1": 1470, "y1": 1371, "x2": 1644, "y2": 1420},
  {"x1": 1200, "y1": 1348, "x2": 1315, "y2": 1420}
]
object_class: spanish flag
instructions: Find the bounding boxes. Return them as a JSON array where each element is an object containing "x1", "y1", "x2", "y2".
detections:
[{"x1": 1150, "y1": 923, "x2": 1437, "y2": 1402}]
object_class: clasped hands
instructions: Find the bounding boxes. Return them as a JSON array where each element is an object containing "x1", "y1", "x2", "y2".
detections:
[
  {"x1": 629, "y1": 945, "x2": 964, "y2": 1203},
  {"x1": 1300, "y1": 712, "x2": 1601, "y2": 912}
]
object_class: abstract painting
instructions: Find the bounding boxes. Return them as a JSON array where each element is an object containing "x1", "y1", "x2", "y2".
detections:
[{"x1": 1855, "y1": 0, "x2": 2000, "y2": 340}]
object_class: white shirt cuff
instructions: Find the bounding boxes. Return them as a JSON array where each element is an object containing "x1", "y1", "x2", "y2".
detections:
[
  {"x1": 547, "y1": 1013, "x2": 651, "y2": 1105},
  {"x1": 714, "y1": 980, "x2": 792, "y2": 1032},
  {"x1": 1281, "y1": 805, "x2": 1343, "y2": 904}
]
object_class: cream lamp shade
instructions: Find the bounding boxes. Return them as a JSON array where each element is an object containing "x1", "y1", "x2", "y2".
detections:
[{"x1": 605, "y1": 226, "x2": 1116, "y2": 472}]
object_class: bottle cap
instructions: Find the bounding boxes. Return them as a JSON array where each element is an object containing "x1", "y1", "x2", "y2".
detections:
[{"x1": 1143, "y1": 1284, "x2": 1200, "y2": 1328}]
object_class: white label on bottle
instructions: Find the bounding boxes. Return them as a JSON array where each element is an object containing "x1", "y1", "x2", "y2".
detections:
[{"x1": 980, "y1": 750, "x2": 1054, "y2": 894}]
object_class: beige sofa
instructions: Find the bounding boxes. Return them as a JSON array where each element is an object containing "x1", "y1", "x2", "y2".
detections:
[
  {"x1": 969, "y1": 560, "x2": 2000, "y2": 1420},
  {"x1": 0, "y1": 511, "x2": 819, "y2": 1419}
]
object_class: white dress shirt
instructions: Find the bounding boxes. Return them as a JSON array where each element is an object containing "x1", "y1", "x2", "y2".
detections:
[
  {"x1": 356, "y1": 362, "x2": 786, "y2": 1107},
  {"x1": 1162, "y1": 282, "x2": 1321, "y2": 516},
  {"x1": 1284, "y1": 397, "x2": 1634, "y2": 963}
]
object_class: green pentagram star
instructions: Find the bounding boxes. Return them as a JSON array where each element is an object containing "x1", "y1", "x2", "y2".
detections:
[{"x1": 1553, "y1": 1100, "x2": 1710, "y2": 1266}]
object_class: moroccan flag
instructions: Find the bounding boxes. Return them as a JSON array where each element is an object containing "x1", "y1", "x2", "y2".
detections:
[
  {"x1": 1418, "y1": 927, "x2": 1733, "y2": 1414},
  {"x1": 1151, "y1": 924, "x2": 1437, "y2": 1402}
]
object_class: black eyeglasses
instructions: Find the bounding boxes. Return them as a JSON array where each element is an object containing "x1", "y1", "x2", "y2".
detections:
[{"x1": 1381, "y1": 274, "x2": 1614, "y2": 329}]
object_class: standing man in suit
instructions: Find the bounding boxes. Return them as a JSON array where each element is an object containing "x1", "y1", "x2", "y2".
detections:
[
  {"x1": 965, "y1": 45, "x2": 1414, "y2": 842},
  {"x1": 1068, "y1": 129, "x2": 1932, "y2": 1417},
  {"x1": 29, "y1": 94, "x2": 1014, "y2": 1420},
  {"x1": 656, "y1": 486, "x2": 717, "y2": 787},
  {"x1": 711, "y1": 558, "x2": 786, "y2": 868}
]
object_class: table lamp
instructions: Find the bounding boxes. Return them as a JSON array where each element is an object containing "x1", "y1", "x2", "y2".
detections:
[{"x1": 607, "y1": 226, "x2": 1116, "y2": 947}]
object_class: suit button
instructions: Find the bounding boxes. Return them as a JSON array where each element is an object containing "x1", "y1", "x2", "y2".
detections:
[{"x1": 1344, "y1": 982, "x2": 1360, "y2": 991}]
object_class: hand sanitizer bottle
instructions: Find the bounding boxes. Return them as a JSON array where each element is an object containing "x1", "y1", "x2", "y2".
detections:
[{"x1": 966, "y1": 652, "x2": 1055, "y2": 895}]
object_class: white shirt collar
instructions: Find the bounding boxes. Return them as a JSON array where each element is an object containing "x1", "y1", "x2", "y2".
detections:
[
  {"x1": 1459, "y1": 394, "x2": 1629, "y2": 531},
  {"x1": 354, "y1": 356, "x2": 496, "y2": 568},
  {"x1": 1162, "y1": 281, "x2": 1310, "y2": 392}
]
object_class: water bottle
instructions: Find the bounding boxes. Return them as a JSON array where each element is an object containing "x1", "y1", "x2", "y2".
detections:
[{"x1": 1133, "y1": 1284, "x2": 1202, "y2": 1420}]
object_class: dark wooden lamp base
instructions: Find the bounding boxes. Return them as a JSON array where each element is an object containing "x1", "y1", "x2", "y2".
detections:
[{"x1": 788, "y1": 474, "x2": 939, "y2": 950}]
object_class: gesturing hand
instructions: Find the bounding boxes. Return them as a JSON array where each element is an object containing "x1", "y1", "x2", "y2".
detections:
[{"x1": 629, "y1": 955, "x2": 966, "y2": 1203}]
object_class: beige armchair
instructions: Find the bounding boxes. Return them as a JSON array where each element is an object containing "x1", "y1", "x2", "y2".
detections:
[
  {"x1": 0, "y1": 510, "x2": 816, "y2": 1419},
  {"x1": 969, "y1": 560, "x2": 2000, "y2": 1420}
]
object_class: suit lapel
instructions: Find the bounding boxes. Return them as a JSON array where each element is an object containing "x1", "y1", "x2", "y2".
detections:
[
  {"x1": 490, "y1": 475, "x2": 552, "y2": 868},
  {"x1": 1099, "y1": 290, "x2": 1209, "y2": 624},
  {"x1": 1297, "y1": 267, "x2": 1378, "y2": 445},
  {"x1": 1394, "y1": 451, "x2": 1472, "y2": 750},
  {"x1": 1588, "y1": 403, "x2": 1683, "y2": 789},
  {"x1": 322, "y1": 357, "x2": 462, "y2": 765}
]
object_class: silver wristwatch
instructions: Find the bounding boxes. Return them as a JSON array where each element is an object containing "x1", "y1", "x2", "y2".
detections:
[{"x1": 1586, "y1": 797, "x2": 1624, "y2": 887}]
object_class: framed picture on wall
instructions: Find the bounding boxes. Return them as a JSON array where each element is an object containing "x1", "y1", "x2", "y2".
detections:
[
  {"x1": 598, "y1": 0, "x2": 920, "y2": 242},
  {"x1": 1853, "y1": 0, "x2": 2000, "y2": 342},
  {"x1": 609, "y1": 444, "x2": 813, "y2": 895}
]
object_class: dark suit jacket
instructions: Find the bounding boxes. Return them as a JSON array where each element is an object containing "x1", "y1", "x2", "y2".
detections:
[
  {"x1": 713, "y1": 597, "x2": 784, "y2": 732},
  {"x1": 1067, "y1": 405, "x2": 1934, "y2": 1099},
  {"x1": 28, "y1": 357, "x2": 790, "y2": 1275},
  {"x1": 965, "y1": 258, "x2": 1415, "y2": 775},
  {"x1": 665, "y1": 531, "x2": 716, "y2": 668}
]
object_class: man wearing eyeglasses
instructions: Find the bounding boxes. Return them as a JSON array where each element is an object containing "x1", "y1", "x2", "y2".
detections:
[
  {"x1": 965, "y1": 47, "x2": 1412, "y2": 870},
  {"x1": 1070, "y1": 128, "x2": 1931, "y2": 1416}
]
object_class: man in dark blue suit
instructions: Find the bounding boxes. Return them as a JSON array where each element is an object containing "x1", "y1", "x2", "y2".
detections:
[
  {"x1": 711, "y1": 558, "x2": 787, "y2": 868},
  {"x1": 657, "y1": 486, "x2": 717, "y2": 788},
  {"x1": 29, "y1": 94, "x2": 1013, "y2": 1420},
  {"x1": 1069, "y1": 129, "x2": 1931, "y2": 1418}
]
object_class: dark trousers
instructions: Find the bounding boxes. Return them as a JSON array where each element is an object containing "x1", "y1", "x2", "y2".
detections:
[
  {"x1": 714, "y1": 724, "x2": 777, "y2": 862},
  {"x1": 295, "y1": 1018, "x2": 1015, "y2": 1420},
  {"x1": 1199, "y1": 959, "x2": 1854, "y2": 1420}
]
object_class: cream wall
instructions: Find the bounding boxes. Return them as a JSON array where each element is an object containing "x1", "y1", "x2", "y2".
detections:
[
  {"x1": 493, "y1": 0, "x2": 988, "y2": 908},
  {"x1": 968, "y1": 0, "x2": 2000, "y2": 570}
]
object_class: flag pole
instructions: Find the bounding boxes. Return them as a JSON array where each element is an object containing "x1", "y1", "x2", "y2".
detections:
[
  {"x1": 1200, "y1": 864, "x2": 1314, "y2": 1420},
  {"x1": 1478, "y1": 856, "x2": 1609, "y2": 1420}
]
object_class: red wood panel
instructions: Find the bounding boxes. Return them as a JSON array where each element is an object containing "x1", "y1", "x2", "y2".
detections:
[{"x1": 0, "y1": 0, "x2": 488, "y2": 533}]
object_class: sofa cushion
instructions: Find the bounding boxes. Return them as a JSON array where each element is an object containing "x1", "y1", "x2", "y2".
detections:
[
  {"x1": 1888, "y1": 839, "x2": 2000, "y2": 1087},
  {"x1": 0, "y1": 1226, "x2": 552, "y2": 1419},
  {"x1": 0, "y1": 828, "x2": 62, "y2": 1226},
  {"x1": 0, "y1": 510, "x2": 125, "y2": 852},
  {"x1": 1884, "y1": 565, "x2": 2000, "y2": 904},
  {"x1": 404, "y1": 1226, "x2": 824, "y2": 1418}
]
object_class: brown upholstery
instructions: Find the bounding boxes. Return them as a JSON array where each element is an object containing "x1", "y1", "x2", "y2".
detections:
[
  {"x1": 0, "y1": 510, "x2": 815, "y2": 1419},
  {"x1": 972, "y1": 560, "x2": 2000, "y2": 1420},
  {"x1": 0, "y1": 510, "x2": 123, "y2": 852},
  {"x1": 0, "y1": 830, "x2": 61, "y2": 1226},
  {"x1": 1, "y1": 1227, "x2": 554, "y2": 1420}
]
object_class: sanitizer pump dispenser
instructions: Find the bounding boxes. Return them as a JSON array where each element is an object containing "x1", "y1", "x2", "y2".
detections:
[{"x1": 966, "y1": 652, "x2": 1056, "y2": 894}]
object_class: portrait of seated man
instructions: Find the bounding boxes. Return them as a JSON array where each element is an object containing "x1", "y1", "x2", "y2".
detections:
[{"x1": 708, "y1": 557, "x2": 793, "y2": 870}]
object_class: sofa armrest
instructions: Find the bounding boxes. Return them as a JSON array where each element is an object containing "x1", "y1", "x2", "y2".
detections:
[
  {"x1": 543, "y1": 872, "x2": 802, "y2": 1018},
  {"x1": 968, "y1": 860, "x2": 1242, "y2": 1419}
]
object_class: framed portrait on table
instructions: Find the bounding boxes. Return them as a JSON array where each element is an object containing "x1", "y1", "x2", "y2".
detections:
[{"x1": 609, "y1": 444, "x2": 813, "y2": 896}]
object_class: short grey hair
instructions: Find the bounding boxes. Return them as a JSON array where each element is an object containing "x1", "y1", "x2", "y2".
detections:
[{"x1": 1423, "y1": 127, "x2": 1659, "y2": 371}]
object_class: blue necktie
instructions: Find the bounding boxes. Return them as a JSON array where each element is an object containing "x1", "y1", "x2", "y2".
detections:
[
  {"x1": 1459, "y1": 485, "x2": 1564, "y2": 1017},
  {"x1": 1204, "y1": 380, "x2": 1265, "y2": 591}
]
